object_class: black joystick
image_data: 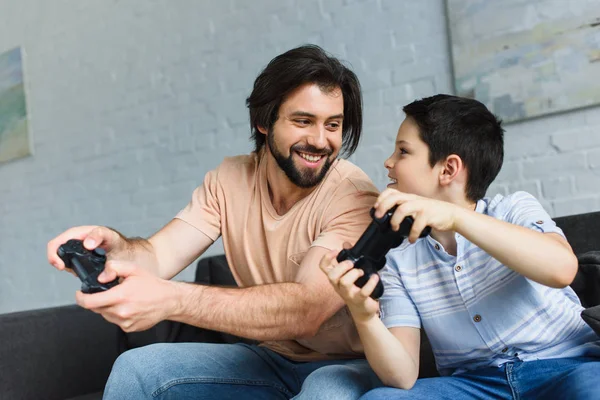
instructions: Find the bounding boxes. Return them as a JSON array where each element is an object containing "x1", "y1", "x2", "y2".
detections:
[
  {"x1": 57, "y1": 239, "x2": 119, "y2": 294},
  {"x1": 336, "y1": 206, "x2": 431, "y2": 299}
]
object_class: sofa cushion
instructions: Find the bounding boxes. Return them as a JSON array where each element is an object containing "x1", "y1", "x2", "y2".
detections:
[
  {"x1": 570, "y1": 251, "x2": 600, "y2": 308},
  {"x1": 554, "y1": 211, "x2": 600, "y2": 255},
  {"x1": 0, "y1": 305, "x2": 118, "y2": 400}
]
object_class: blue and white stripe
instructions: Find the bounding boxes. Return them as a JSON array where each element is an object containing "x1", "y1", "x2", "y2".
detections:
[{"x1": 379, "y1": 191, "x2": 600, "y2": 376}]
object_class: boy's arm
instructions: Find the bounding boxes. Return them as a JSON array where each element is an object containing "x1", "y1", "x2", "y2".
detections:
[
  {"x1": 375, "y1": 190, "x2": 578, "y2": 289},
  {"x1": 453, "y1": 203, "x2": 577, "y2": 288},
  {"x1": 355, "y1": 318, "x2": 421, "y2": 389},
  {"x1": 320, "y1": 252, "x2": 422, "y2": 389}
]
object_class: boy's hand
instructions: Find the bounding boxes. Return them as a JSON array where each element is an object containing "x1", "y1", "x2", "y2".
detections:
[
  {"x1": 374, "y1": 189, "x2": 461, "y2": 242},
  {"x1": 319, "y1": 250, "x2": 380, "y2": 323}
]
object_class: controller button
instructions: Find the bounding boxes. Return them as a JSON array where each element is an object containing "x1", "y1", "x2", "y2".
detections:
[{"x1": 93, "y1": 248, "x2": 106, "y2": 257}]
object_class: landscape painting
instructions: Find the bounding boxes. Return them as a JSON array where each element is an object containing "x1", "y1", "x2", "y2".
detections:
[
  {"x1": 447, "y1": 0, "x2": 600, "y2": 123},
  {"x1": 0, "y1": 46, "x2": 31, "y2": 164}
]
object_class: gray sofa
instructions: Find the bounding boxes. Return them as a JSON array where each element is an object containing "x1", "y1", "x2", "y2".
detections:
[{"x1": 2, "y1": 211, "x2": 599, "y2": 400}]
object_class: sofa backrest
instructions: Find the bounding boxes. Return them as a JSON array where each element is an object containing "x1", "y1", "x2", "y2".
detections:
[{"x1": 554, "y1": 211, "x2": 600, "y2": 255}]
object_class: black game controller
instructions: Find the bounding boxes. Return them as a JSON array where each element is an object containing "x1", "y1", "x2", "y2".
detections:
[
  {"x1": 336, "y1": 206, "x2": 431, "y2": 299},
  {"x1": 57, "y1": 239, "x2": 119, "y2": 294}
]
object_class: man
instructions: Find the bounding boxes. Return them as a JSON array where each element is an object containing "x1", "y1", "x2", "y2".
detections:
[{"x1": 47, "y1": 45, "x2": 382, "y2": 399}]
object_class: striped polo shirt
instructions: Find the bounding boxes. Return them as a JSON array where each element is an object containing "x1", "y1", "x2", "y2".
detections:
[{"x1": 379, "y1": 191, "x2": 600, "y2": 376}]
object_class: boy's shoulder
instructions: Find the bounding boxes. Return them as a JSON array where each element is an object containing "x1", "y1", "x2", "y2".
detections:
[{"x1": 479, "y1": 190, "x2": 545, "y2": 218}]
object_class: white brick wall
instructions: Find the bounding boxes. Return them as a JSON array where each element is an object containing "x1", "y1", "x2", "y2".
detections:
[{"x1": 0, "y1": 0, "x2": 598, "y2": 313}]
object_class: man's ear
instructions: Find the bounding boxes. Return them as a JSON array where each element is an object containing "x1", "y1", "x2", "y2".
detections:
[
  {"x1": 257, "y1": 125, "x2": 268, "y2": 135},
  {"x1": 439, "y1": 154, "x2": 464, "y2": 186}
]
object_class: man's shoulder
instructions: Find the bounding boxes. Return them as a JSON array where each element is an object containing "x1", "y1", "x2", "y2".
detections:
[
  {"x1": 213, "y1": 153, "x2": 259, "y2": 179},
  {"x1": 325, "y1": 158, "x2": 379, "y2": 194},
  {"x1": 219, "y1": 153, "x2": 259, "y2": 168}
]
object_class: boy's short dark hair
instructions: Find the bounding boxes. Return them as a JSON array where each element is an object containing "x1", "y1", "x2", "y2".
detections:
[
  {"x1": 403, "y1": 94, "x2": 504, "y2": 202},
  {"x1": 246, "y1": 44, "x2": 363, "y2": 158}
]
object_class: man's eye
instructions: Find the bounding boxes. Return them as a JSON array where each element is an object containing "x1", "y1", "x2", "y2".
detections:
[
  {"x1": 327, "y1": 123, "x2": 340, "y2": 129},
  {"x1": 399, "y1": 148, "x2": 408, "y2": 155},
  {"x1": 295, "y1": 119, "x2": 310, "y2": 125}
]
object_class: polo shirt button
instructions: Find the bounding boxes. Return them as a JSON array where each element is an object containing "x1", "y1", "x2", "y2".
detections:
[
  {"x1": 455, "y1": 265, "x2": 462, "y2": 272},
  {"x1": 435, "y1": 244, "x2": 440, "y2": 250},
  {"x1": 473, "y1": 314, "x2": 482, "y2": 323},
  {"x1": 536, "y1": 220, "x2": 543, "y2": 224},
  {"x1": 502, "y1": 347, "x2": 508, "y2": 353}
]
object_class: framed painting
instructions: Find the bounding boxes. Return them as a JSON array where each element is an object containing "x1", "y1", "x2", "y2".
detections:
[
  {"x1": 0, "y1": 46, "x2": 31, "y2": 164},
  {"x1": 447, "y1": 0, "x2": 600, "y2": 122}
]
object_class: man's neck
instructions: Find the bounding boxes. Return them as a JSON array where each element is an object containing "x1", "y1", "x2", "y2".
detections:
[{"x1": 265, "y1": 156, "x2": 316, "y2": 216}]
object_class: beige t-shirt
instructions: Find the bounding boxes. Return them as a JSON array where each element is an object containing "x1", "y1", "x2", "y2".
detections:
[{"x1": 175, "y1": 150, "x2": 379, "y2": 361}]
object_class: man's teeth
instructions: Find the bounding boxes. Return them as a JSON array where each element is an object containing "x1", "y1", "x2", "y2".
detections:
[
  {"x1": 299, "y1": 153, "x2": 322, "y2": 162},
  {"x1": 390, "y1": 178, "x2": 397, "y2": 184}
]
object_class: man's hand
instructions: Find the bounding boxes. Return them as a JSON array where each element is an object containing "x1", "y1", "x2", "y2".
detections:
[
  {"x1": 47, "y1": 225, "x2": 126, "y2": 272},
  {"x1": 75, "y1": 261, "x2": 178, "y2": 332},
  {"x1": 319, "y1": 249, "x2": 380, "y2": 324},
  {"x1": 374, "y1": 189, "x2": 460, "y2": 242}
]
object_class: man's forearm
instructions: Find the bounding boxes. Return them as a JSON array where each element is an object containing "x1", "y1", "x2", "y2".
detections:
[
  {"x1": 111, "y1": 230, "x2": 162, "y2": 277},
  {"x1": 454, "y1": 208, "x2": 577, "y2": 288},
  {"x1": 166, "y1": 281, "x2": 336, "y2": 341}
]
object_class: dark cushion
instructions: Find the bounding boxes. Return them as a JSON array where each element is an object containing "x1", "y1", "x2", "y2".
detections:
[
  {"x1": 554, "y1": 211, "x2": 600, "y2": 255},
  {"x1": 570, "y1": 251, "x2": 600, "y2": 308},
  {"x1": 65, "y1": 392, "x2": 103, "y2": 400},
  {"x1": 0, "y1": 305, "x2": 118, "y2": 400},
  {"x1": 582, "y1": 307, "x2": 600, "y2": 336}
]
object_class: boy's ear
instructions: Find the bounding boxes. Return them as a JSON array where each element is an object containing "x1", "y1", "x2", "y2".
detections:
[
  {"x1": 257, "y1": 125, "x2": 268, "y2": 135},
  {"x1": 439, "y1": 154, "x2": 464, "y2": 186}
]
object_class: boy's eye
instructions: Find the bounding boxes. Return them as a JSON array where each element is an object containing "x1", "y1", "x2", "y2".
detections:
[
  {"x1": 327, "y1": 122, "x2": 341, "y2": 129},
  {"x1": 295, "y1": 119, "x2": 310, "y2": 125},
  {"x1": 399, "y1": 148, "x2": 408, "y2": 155}
]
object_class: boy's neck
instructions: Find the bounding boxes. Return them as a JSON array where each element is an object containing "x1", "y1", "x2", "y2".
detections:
[{"x1": 430, "y1": 197, "x2": 477, "y2": 256}]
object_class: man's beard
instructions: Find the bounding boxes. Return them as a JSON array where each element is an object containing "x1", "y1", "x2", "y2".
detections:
[{"x1": 266, "y1": 129, "x2": 335, "y2": 189}]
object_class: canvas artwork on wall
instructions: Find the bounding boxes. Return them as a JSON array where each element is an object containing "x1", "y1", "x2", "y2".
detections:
[
  {"x1": 0, "y1": 46, "x2": 31, "y2": 164},
  {"x1": 447, "y1": 0, "x2": 600, "y2": 123}
]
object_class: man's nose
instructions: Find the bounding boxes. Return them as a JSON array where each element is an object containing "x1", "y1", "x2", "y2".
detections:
[{"x1": 307, "y1": 126, "x2": 327, "y2": 149}]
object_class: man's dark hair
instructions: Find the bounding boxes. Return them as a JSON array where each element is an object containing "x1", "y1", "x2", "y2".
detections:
[
  {"x1": 246, "y1": 44, "x2": 362, "y2": 158},
  {"x1": 403, "y1": 94, "x2": 505, "y2": 202}
]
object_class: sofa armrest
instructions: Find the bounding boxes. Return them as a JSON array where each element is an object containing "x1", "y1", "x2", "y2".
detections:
[{"x1": 0, "y1": 305, "x2": 119, "y2": 400}]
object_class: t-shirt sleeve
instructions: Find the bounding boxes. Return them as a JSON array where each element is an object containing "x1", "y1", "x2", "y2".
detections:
[
  {"x1": 310, "y1": 178, "x2": 378, "y2": 251},
  {"x1": 502, "y1": 191, "x2": 565, "y2": 238},
  {"x1": 174, "y1": 168, "x2": 222, "y2": 241},
  {"x1": 379, "y1": 257, "x2": 421, "y2": 329}
]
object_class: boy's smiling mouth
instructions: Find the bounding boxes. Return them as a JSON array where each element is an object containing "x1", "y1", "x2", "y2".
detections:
[{"x1": 388, "y1": 176, "x2": 397, "y2": 187}]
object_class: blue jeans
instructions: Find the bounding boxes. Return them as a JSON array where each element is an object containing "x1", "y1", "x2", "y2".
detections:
[
  {"x1": 360, "y1": 357, "x2": 600, "y2": 399},
  {"x1": 103, "y1": 342, "x2": 382, "y2": 399}
]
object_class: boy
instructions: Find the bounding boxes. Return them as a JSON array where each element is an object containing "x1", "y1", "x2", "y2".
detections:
[{"x1": 320, "y1": 94, "x2": 600, "y2": 399}]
